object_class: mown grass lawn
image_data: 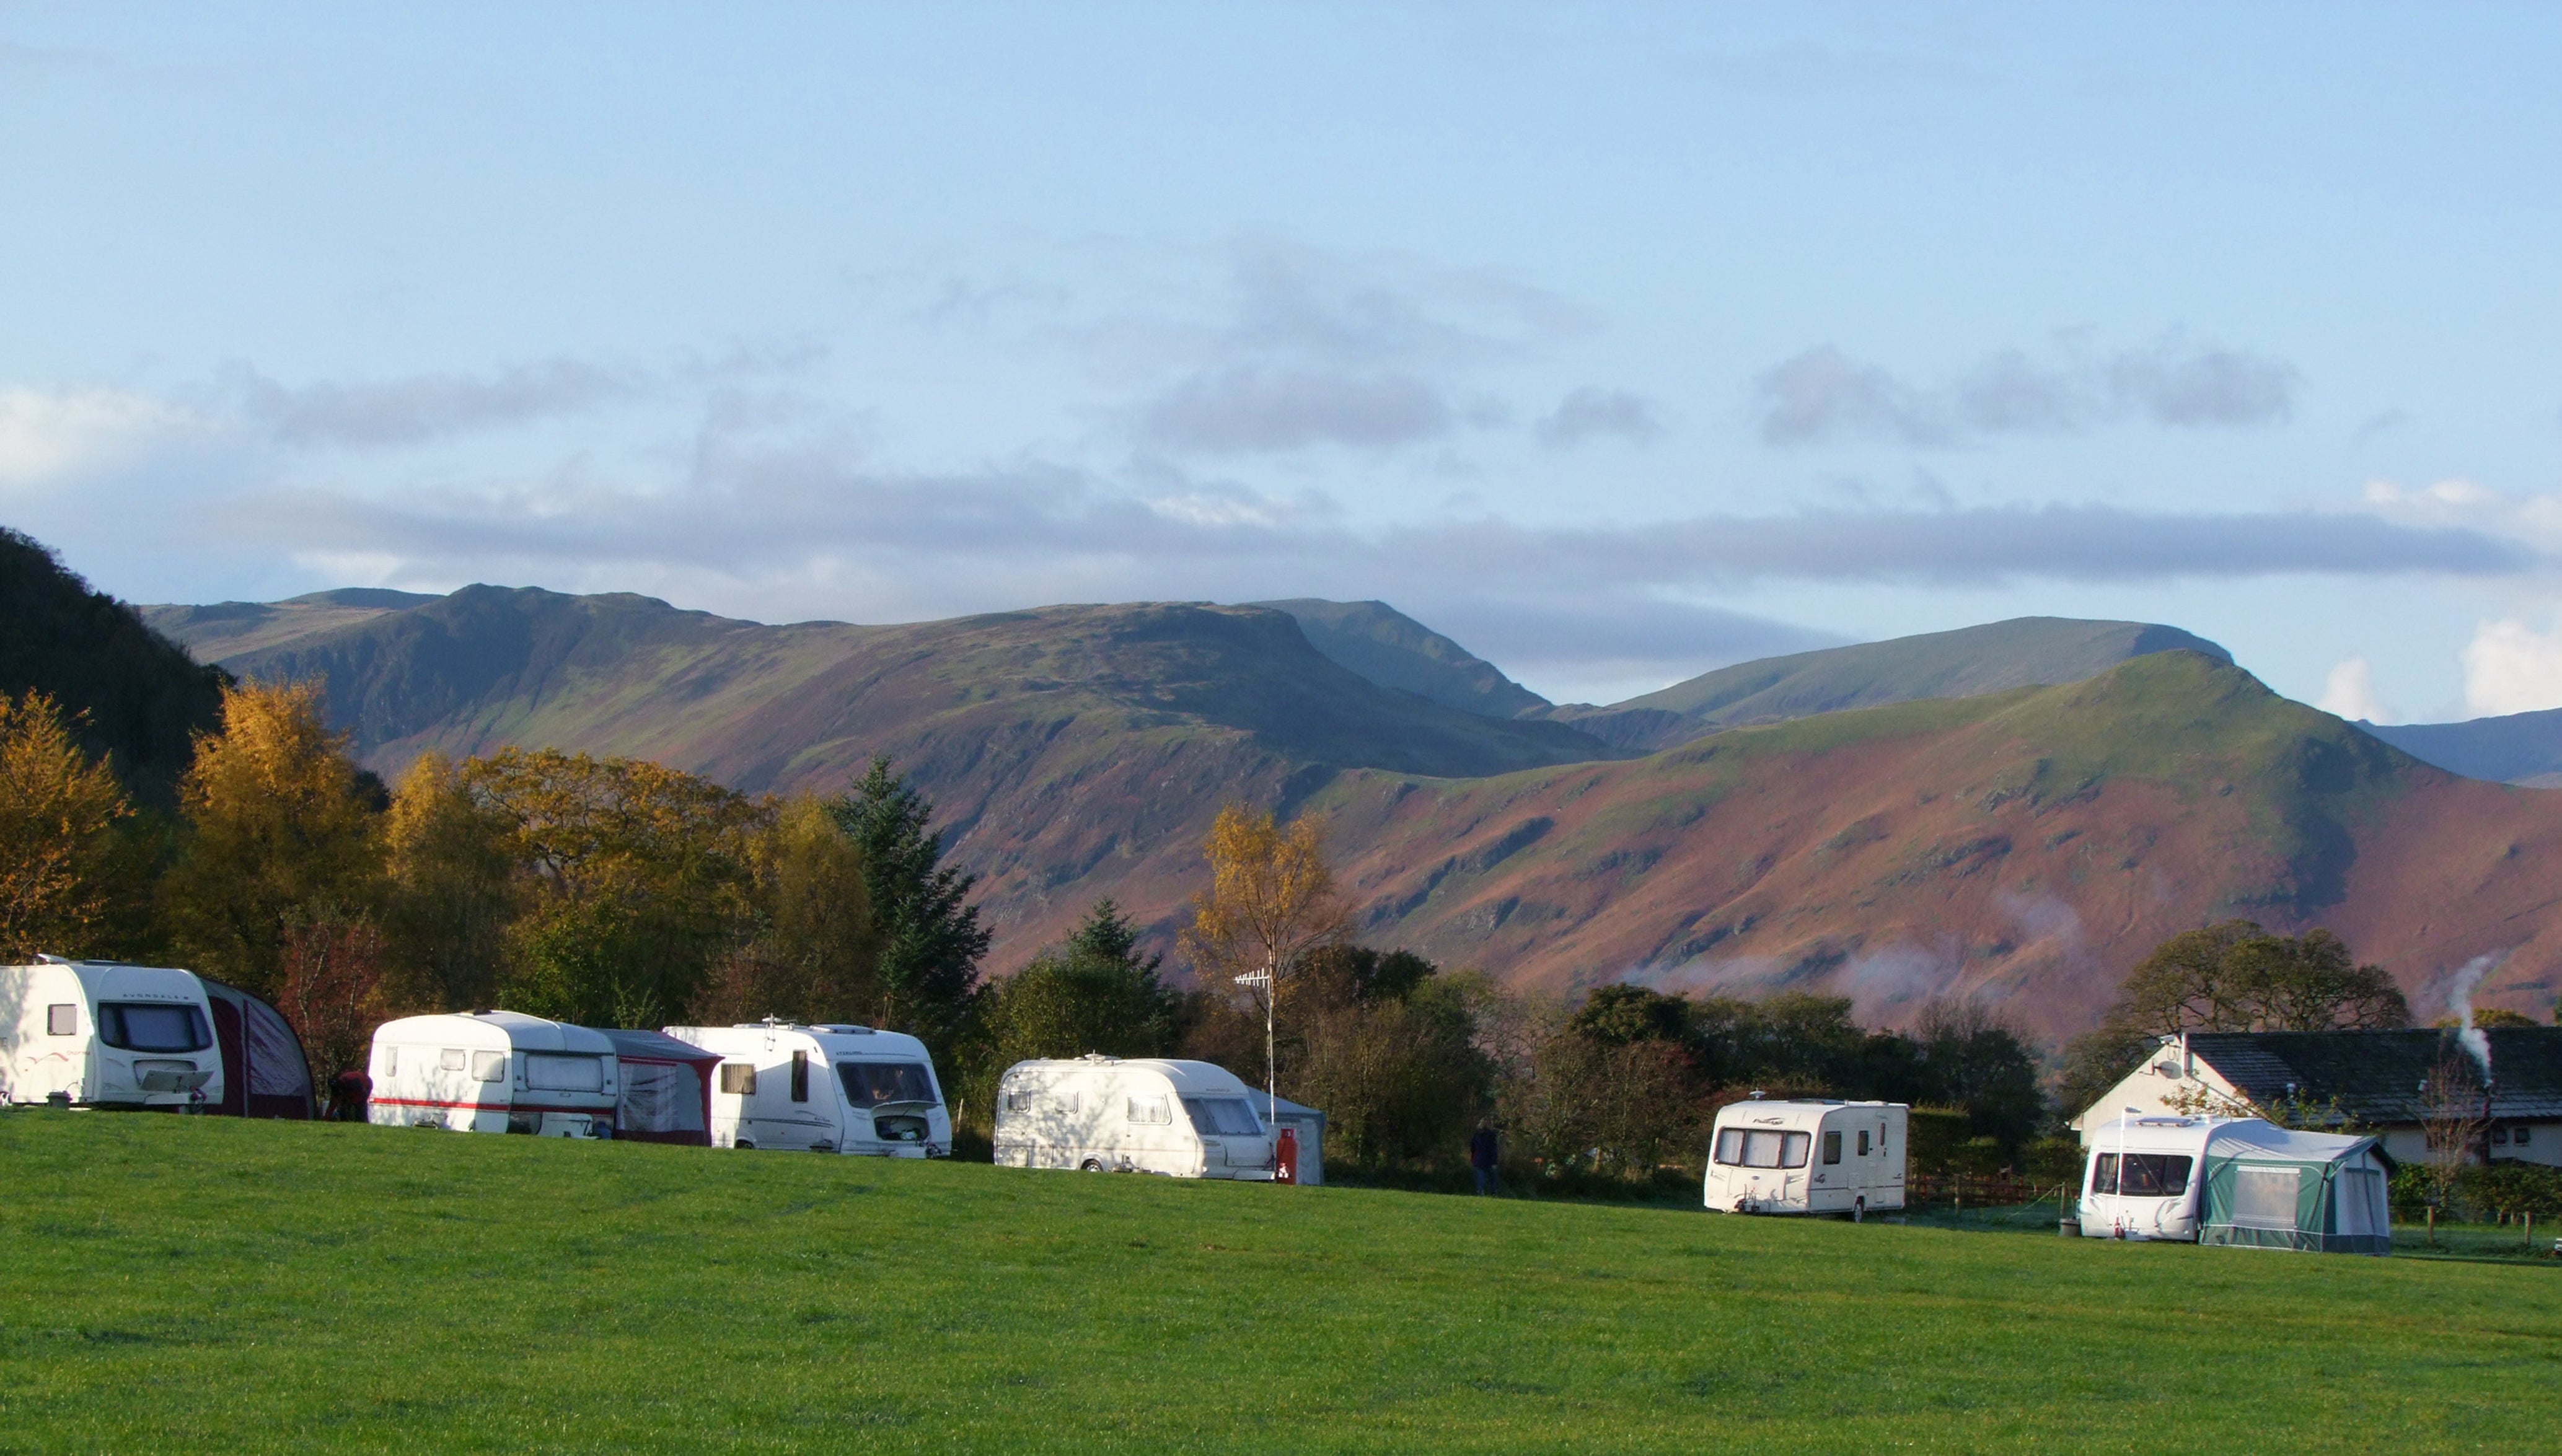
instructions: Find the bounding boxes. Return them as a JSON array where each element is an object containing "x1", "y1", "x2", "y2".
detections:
[{"x1": 2, "y1": 1112, "x2": 2556, "y2": 1454}]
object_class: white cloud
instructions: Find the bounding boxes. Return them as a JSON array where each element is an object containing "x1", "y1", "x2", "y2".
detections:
[
  {"x1": 234, "y1": 360, "x2": 637, "y2": 448},
  {"x1": 2462, "y1": 618, "x2": 2562, "y2": 717},
  {"x1": 1102, "y1": 239, "x2": 1589, "y2": 456},
  {"x1": 1534, "y1": 387, "x2": 1665, "y2": 449},
  {"x1": 2362, "y1": 477, "x2": 2562, "y2": 554},
  {"x1": 1755, "y1": 330, "x2": 2300, "y2": 447},
  {"x1": 1140, "y1": 367, "x2": 1453, "y2": 453},
  {"x1": 2315, "y1": 656, "x2": 2390, "y2": 722},
  {"x1": 0, "y1": 387, "x2": 207, "y2": 489}
]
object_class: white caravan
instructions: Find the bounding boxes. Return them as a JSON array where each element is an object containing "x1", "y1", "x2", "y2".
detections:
[
  {"x1": 1704, "y1": 1099, "x2": 1908, "y2": 1216},
  {"x1": 993, "y1": 1056, "x2": 1276, "y2": 1179},
  {"x1": 1, "y1": 958, "x2": 221, "y2": 1109},
  {"x1": 2080, "y1": 1114, "x2": 2392, "y2": 1253},
  {"x1": 368, "y1": 1011, "x2": 620, "y2": 1137},
  {"x1": 663, "y1": 1022, "x2": 951, "y2": 1157}
]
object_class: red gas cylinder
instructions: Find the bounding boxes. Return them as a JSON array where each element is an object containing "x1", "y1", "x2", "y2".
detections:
[{"x1": 1274, "y1": 1126, "x2": 1299, "y2": 1185}]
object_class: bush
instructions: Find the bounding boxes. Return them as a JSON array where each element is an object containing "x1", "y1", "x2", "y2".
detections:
[
  {"x1": 2460, "y1": 1161, "x2": 2562, "y2": 1221},
  {"x1": 1904, "y1": 1107, "x2": 1976, "y2": 1176},
  {"x1": 2020, "y1": 1136, "x2": 2085, "y2": 1187},
  {"x1": 2389, "y1": 1164, "x2": 2435, "y2": 1221}
]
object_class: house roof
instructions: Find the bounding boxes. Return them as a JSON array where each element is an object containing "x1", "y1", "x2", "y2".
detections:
[{"x1": 2186, "y1": 1028, "x2": 2562, "y2": 1123}]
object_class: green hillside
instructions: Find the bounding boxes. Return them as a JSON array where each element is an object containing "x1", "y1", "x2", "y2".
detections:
[
  {"x1": 5, "y1": 1113, "x2": 2550, "y2": 1454},
  {"x1": 141, "y1": 587, "x2": 441, "y2": 661},
  {"x1": 1291, "y1": 650, "x2": 2553, "y2": 1031},
  {"x1": 0, "y1": 527, "x2": 226, "y2": 804},
  {"x1": 1544, "y1": 616, "x2": 2234, "y2": 751},
  {"x1": 162, "y1": 586, "x2": 1613, "y2": 786},
  {"x1": 1251, "y1": 597, "x2": 1551, "y2": 717}
]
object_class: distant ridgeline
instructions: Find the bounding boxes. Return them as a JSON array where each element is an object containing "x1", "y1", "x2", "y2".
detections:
[
  {"x1": 126, "y1": 576, "x2": 2562, "y2": 1035},
  {"x1": 0, "y1": 528, "x2": 226, "y2": 805}
]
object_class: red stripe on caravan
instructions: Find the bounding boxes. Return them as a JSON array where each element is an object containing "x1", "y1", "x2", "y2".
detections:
[{"x1": 370, "y1": 1097, "x2": 608, "y2": 1114}]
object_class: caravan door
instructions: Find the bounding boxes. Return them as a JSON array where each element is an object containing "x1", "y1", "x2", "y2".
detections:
[
  {"x1": 750, "y1": 1045, "x2": 832, "y2": 1151},
  {"x1": 710, "y1": 1058, "x2": 755, "y2": 1147}
]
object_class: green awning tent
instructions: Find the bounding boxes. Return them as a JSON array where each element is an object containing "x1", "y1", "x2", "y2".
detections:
[{"x1": 2197, "y1": 1123, "x2": 2392, "y2": 1256}]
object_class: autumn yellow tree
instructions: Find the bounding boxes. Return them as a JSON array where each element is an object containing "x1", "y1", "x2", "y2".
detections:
[
  {"x1": 0, "y1": 691, "x2": 133, "y2": 960},
  {"x1": 159, "y1": 682, "x2": 384, "y2": 996},
  {"x1": 381, "y1": 752, "x2": 517, "y2": 1011},
  {"x1": 462, "y1": 747, "x2": 768, "y2": 1027},
  {"x1": 1180, "y1": 804, "x2": 1350, "y2": 1110},
  {"x1": 690, "y1": 796, "x2": 879, "y2": 1025}
]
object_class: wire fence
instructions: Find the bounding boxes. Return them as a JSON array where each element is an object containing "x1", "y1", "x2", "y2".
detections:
[{"x1": 1904, "y1": 1172, "x2": 2067, "y2": 1208}]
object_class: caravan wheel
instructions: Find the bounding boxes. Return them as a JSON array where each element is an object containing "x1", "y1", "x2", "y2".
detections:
[{"x1": 1080, "y1": 1157, "x2": 1105, "y2": 1172}]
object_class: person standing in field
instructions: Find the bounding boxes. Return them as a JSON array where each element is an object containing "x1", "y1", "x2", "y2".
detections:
[{"x1": 1470, "y1": 1122, "x2": 1501, "y2": 1195}]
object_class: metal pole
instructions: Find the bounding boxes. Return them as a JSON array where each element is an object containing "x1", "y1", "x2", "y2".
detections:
[{"x1": 1232, "y1": 969, "x2": 1277, "y2": 1128}]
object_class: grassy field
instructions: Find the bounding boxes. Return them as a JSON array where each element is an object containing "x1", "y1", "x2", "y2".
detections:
[{"x1": 4, "y1": 1113, "x2": 2558, "y2": 1454}]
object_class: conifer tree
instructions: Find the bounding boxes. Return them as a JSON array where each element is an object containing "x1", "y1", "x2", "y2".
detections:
[{"x1": 827, "y1": 757, "x2": 988, "y2": 1055}]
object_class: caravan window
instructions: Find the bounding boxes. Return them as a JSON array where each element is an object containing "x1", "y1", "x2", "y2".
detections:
[
  {"x1": 97, "y1": 1003, "x2": 211, "y2": 1053},
  {"x1": 1003, "y1": 1090, "x2": 1031, "y2": 1112},
  {"x1": 1714, "y1": 1128, "x2": 1811, "y2": 1169},
  {"x1": 473, "y1": 1052, "x2": 508, "y2": 1082},
  {"x1": 439, "y1": 1048, "x2": 465, "y2": 1072},
  {"x1": 1127, "y1": 1095, "x2": 1171, "y2": 1125},
  {"x1": 1181, "y1": 1097, "x2": 1264, "y2": 1136},
  {"x1": 526, "y1": 1054, "x2": 605, "y2": 1093},
  {"x1": 2090, "y1": 1153, "x2": 2192, "y2": 1197},
  {"x1": 791, "y1": 1051, "x2": 810, "y2": 1102},
  {"x1": 47, "y1": 1004, "x2": 76, "y2": 1036},
  {"x1": 1822, "y1": 1131, "x2": 1842, "y2": 1165},
  {"x1": 1857, "y1": 1130, "x2": 1871, "y2": 1156},
  {"x1": 720, "y1": 1063, "x2": 756, "y2": 1095},
  {"x1": 838, "y1": 1061, "x2": 937, "y2": 1107}
]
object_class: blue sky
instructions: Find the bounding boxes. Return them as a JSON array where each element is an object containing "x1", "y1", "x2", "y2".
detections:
[{"x1": 5, "y1": 4, "x2": 2561, "y2": 713}]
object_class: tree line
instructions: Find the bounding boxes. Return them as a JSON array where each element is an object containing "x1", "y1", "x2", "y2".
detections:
[
  {"x1": 0, "y1": 680, "x2": 987, "y2": 1085},
  {"x1": 5, "y1": 666, "x2": 2441, "y2": 1185}
]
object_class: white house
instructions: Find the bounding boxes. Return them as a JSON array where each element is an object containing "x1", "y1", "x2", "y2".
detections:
[
  {"x1": 2072, "y1": 1028, "x2": 2562, "y2": 1170},
  {"x1": 993, "y1": 1056, "x2": 1276, "y2": 1179},
  {"x1": 1, "y1": 958, "x2": 221, "y2": 1110},
  {"x1": 1703, "y1": 1099, "x2": 1907, "y2": 1216},
  {"x1": 663, "y1": 1021, "x2": 951, "y2": 1157},
  {"x1": 368, "y1": 1011, "x2": 620, "y2": 1136}
]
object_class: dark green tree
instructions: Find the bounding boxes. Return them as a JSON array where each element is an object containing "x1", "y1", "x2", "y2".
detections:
[
  {"x1": 980, "y1": 898, "x2": 1182, "y2": 1066},
  {"x1": 827, "y1": 757, "x2": 990, "y2": 1058}
]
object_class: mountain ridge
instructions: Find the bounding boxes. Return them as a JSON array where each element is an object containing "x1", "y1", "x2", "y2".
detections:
[{"x1": 136, "y1": 582, "x2": 2562, "y2": 1033}]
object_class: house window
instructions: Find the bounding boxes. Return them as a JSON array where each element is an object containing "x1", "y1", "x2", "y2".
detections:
[
  {"x1": 1822, "y1": 1131, "x2": 1842, "y2": 1165},
  {"x1": 790, "y1": 1050, "x2": 809, "y2": 1103},
  {"x1": 47, "y1": 1004, "x2": 76, "y2": 1036},
  {"x1": 720, "y1": 1063, "x2": 756, "y2": 1095},
  {"x1": 2517, "y1": 1126, "x2": 2533, "y2": 1147},
  {"x1": 2493, "y1": 1126, "x2": 2510, "y2": 1146}
]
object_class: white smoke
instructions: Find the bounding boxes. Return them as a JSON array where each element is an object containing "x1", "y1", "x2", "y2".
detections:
[{"x1": 2442, "y1": 953, "x2": 2507, "y2": 1084}]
